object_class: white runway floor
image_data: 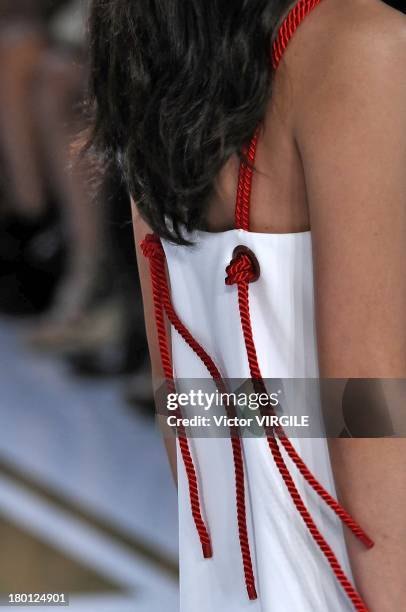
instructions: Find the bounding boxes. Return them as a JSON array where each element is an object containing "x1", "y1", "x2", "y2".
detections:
[{"x1": 0, "y1": 318, "x2": 179, "y2": 612}]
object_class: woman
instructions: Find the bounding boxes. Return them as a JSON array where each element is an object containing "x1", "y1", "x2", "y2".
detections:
[{"x1": 87, "y1": 0, "x2": 406, "y2": 610}]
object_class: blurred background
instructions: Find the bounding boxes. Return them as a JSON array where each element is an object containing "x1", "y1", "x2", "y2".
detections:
[
  {"x1": 0, "y1": 1, "x2": 178, "y2": 610},
  {"x1": 0, "y1": 0, "x2": 404, "y2": 610}
]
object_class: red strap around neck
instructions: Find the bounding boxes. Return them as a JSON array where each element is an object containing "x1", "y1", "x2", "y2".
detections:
[
  {"x1": 234, "y1": 0, "x2": 323, "y2": 231},
  {"x1": 272, "y1": 0, "x2": 323, "y2": 70}
]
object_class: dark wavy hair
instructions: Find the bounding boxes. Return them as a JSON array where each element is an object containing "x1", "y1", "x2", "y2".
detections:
[{"x1": 87, "y1": 1, "x2": 290, "y2": 243}]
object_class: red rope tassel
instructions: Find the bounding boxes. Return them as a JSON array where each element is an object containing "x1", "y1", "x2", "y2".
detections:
[
  {"x1": 268, "y1": 436, "x2": 368, "y2": 612},
  {"x1": 225, "y1": 251, "x2": 371, "y2": 611},
  {"x1": 277, "y1": 434, "x2": 374, "y2": 548},
  {"x1": 141, "y1": 234, "x2": 257, "y2": 600},
  {"x1": 141, "y1": 235, "x2": 212, "y2": 559},
  {"x1": 225, "y1": 254, "x2": 373, "y2": 547},
  {"x1": 155, "y1": 239, "x2": 257, "y2": 600}
]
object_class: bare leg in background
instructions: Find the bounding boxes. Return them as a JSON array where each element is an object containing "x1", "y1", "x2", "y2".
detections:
[{"x1": 0, "y1": 23, "x2": 47, "y2": 216}]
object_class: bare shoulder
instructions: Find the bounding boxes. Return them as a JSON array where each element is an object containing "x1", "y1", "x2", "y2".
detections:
[
  {"x1": 279, "y1": 0, "x2": 406, "y2": 118},
  {"x1": 283, "y1": 3, "x2": 406, "y2": 380},
  {"x1": 285, "y1": 0, "x2": 406, "y2": 62}
]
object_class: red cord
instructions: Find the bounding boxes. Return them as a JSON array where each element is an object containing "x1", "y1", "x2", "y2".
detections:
[
  {"x1": 157, "y1": 247, "x2": 258, "y2": 599},
  {"x1": 235, "y1": 152, "x2": 247, "y2": 230},
  {"x1": 277, "y1": 434, "x2": 374, "y2": 549},
  {"x1": 235, "y1": 1, "x2": 324, "y2": 230},
  {"x1": 272, "y1": 0, "x2": 323, "y2": 69},
  {"x1": 141, "y1": 235, "x2": 212, "y2": 559},
  {"x1": 141, "y1": 234, "x2": 257, "y2": 600},
  {"x1": 225, "y1": 255, "x2": 373, "y2": 546},
  {"x1": 268, "y1": 436, "x2": 368, "y2": 612},
  {"x1": 225, "y1": 251, "x2": 371, "y2": 610},
  {"x1": 235, "y1": 129, "x2": 260, "y2": 231}
]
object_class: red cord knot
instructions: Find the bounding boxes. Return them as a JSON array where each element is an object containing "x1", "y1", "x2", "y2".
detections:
[
  {"x1": 140, "y1": 233, "x2": 165, "y2": 261},
  {"x1": 225, "y1": 246, "x2": 260, "y2": 286}
]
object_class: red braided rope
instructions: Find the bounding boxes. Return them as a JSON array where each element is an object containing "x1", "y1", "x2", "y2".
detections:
[
  {"x1": 235, "y1": 1, "x2": 324, "y2": 233},
  {"x1": 235, "y1": 153, "x2": 248, "y2": 230},
  {"x1": 272, "y1": 0, "x2": 323, "y2": 70},
  {"x1": 238, "y1": 281, "x2": 262, "y2": 380},
  {"x1": 226, "y1": 252, "x2": 371, "y2": 610},
  {"x1": 141, "y1": 237, "x2": 173, "y2": 378},
  {"x1": 141, "y1": 235, "x2": 212, "y2": 559},
  {"x1": 235, "y1": 128, "x2": 260, "y2": 231},
  {"x1": 156, "y1": 244, "x2": 257, "y2": 600},
  {"x1": 278, "y1": 434, "x2": 374, "y2": 549},
  {"x1": 227, "y1": 260, "x2": 372, "y2": 546},
  {"x1": 268, "y1": 436, "x2": 368, "y2": 611},
  {"x1": 141, "y1": 234, "x2": 257, "y2": 600}
]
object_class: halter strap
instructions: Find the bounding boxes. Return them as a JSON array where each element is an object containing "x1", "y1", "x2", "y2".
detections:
[{"x1": 235, "y1": 0, "x2": 323, "y2": 231}]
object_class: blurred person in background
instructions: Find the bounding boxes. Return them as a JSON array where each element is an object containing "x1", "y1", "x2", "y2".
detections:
[
  {"x1": 0, "y1": 1, "x2": 68, "y2": 313},
  {"x1": 0, "y1": 0, "x2": 111, "y2": 348},
  {"x1": 27, "y1": 0, "x2": 105, "y2": 346},
  {"x1": 0, "y1": 0, "x2": 151, "y2": 389},
  {"x1": 0, "y1": 0, "x2": 50, "y2": 219}
]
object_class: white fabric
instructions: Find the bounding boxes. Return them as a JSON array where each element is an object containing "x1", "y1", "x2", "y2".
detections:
[{"x1": 162, "y1": 228, "x2": 354, "y2": 611}]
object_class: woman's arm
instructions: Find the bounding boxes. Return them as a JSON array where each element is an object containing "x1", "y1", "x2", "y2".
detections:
[
  {"x1": 131, "y1": 202, "x2": 177, "y2": 482},
  {"x1": 292, "y1": 4, "x2": 406, "y2": 609}
]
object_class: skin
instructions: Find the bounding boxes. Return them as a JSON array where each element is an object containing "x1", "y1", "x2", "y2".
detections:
[
  {"x1": 33, "y1": 52, "x2": 105, "y2": 319},
  {"x1": 0, "y1": 20, "x2": 104, "y2": 320},
  {"x1": 133, "y1": 211, "x2": 177, "y2": 480},
  {"x1": 289, "y1": 2, "x2": 406, "y2": 609},
  {"x1": 0, "y1": 23, "x2": 47, "y2": 215},
  {"x1": 133, "y1": 0, "x2": 406, "y2": 607}
]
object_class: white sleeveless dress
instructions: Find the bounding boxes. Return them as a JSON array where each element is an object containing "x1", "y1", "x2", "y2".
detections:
[{"x1": 162, "y1": 230, "x2": 354, "y2": 611}]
